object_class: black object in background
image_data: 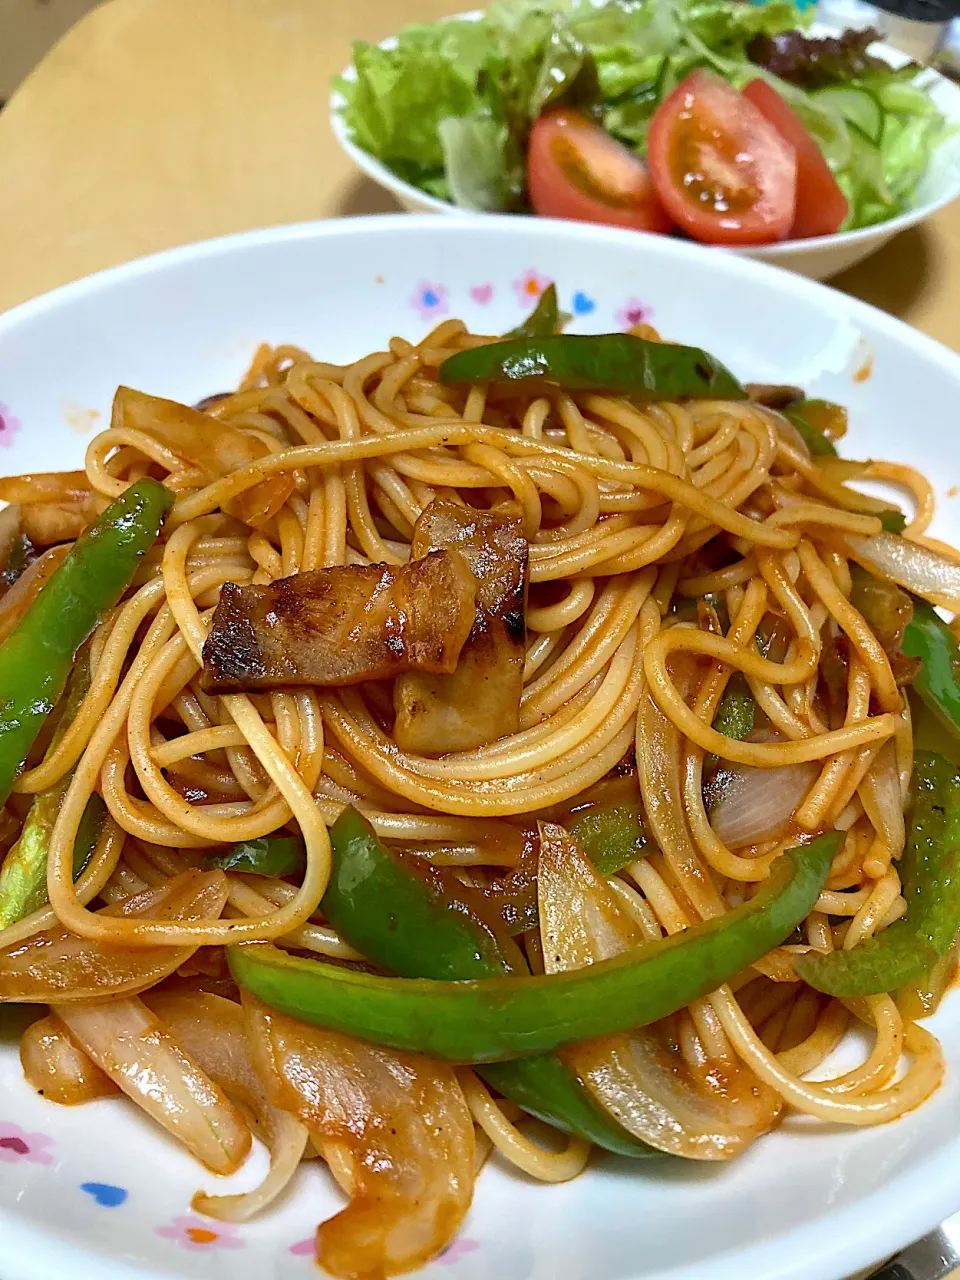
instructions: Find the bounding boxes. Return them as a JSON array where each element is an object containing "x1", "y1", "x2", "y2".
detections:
[{"x1": 869, "y1": 0, "x2": 960, "y2": 19}]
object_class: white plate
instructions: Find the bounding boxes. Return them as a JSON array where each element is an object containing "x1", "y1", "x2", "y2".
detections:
[
  {"x1": 329, "y1": 19, "x2": 960, "y2": 281},
  {"x1": 1, "y1": 215, "x2": 960, "y2": 1280}
]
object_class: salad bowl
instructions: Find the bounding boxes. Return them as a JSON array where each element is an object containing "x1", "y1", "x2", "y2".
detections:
[{"x1": 330, "y1": 6, "x2": 960, "y2": 280}]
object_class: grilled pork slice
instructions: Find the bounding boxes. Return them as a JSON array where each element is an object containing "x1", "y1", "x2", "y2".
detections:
[
  {"x1": 394, "y1": 499, "x2": 528, "y2": 754},
  {"x1": 202, "y1": 551, "x2": 477, "y2": 692}
]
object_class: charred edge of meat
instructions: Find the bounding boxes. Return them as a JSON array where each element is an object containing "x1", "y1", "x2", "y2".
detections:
[
  {"x1": 201, "y1": 583, "x2": 267, "y2": 685},
  {"x1": 502, "y1": 607, "x2": 526, "y2": 643},
  {"x1": 745, "y1": 384, "x2": 805, "y2": 409},
  {"x1": 192, "y1": 393, "x2": 232, "y2": 413},
  {"x1": 202, "y1": 551, "x2": 477, "y2": 693}
]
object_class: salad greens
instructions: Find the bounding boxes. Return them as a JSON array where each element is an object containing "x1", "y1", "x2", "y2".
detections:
[{"x1": 335, "y1": 0, "x2": 952, "y2": 231}]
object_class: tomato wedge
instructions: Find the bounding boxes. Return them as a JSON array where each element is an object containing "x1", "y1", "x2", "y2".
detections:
[
  {"x1": 527, "y1": 108, "x2": 674, "y2": 234},
  {"x1": 742, "y1": 79, "x2": 849, "y2": 239},
  {"x1": 646, "y1": 70, "x2": 797, "y2": 246}
]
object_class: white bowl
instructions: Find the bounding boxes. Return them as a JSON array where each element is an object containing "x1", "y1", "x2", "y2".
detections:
[
  {"x1": 330, "y1": 24, "x2": 960, "y2": 281},
  {"x1": 2, "y1": 215, "x2": 960, "y2": 1280}
]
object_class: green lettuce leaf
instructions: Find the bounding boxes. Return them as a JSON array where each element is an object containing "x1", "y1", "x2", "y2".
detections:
[
  {"x1": 334, "y1": 20, "x2": 490, "y2": 190},
  {"x1": 685, "y1": 0, "x2": 805, "y2": 53},
  {"x1": 877, "y1": 79, "x2": 955, "y2": 211},
  {"x1": 439, "y1": 112, "x2": 521, "y2": 211}
]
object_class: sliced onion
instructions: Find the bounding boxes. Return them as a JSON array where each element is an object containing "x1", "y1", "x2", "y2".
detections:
[
  {"x1": 20, "y1": 1013, "x2": 119, "y2": 1105},
  {"x1": 0, "y1": 869, "x2": 228, "y2": 1003},
  {"x1": 244, "y1": 992, "x2": 475, "y2": 1279},
  {"x1": 763, "y1": 408, "x2": 811, "y2": 458},
  {"x1": 858, "y1": 740, "x2": 905, "y2": 858},
  {"x1": 539, "y1": 820, "x2": 641, "y2": 965},
  {"x1": 143, "y1": 989, "x2": 308, "y2": 1223},
  {"x1": 847, "y1": 532, "x2": 960, "y2": 613},
  {"x1": 709, "y1": 761, "x2": 819, "y2": 849},
  {"x1": 0, "y1": 545, "x2": 70, "y2": 645},
  {"x1": 570, "y1": 1034, "x2": 766, "y2": 1159},
  {"x1": 637, "y1": 691, "x2": 725, "y2": 919},
  {"x1": 113, "y1": 387, "x2": 294, "y2": 528},
  {"x1": 54, "y1": 995, "x2": 251, "y2": 1175},
  {"x1": 538, "y1": 823, "x2": 780, "y2": 1159}
]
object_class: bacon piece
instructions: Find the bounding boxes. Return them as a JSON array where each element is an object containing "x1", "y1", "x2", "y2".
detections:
[
  {"x1": 744, "y1": 383, "x2": 804, "y2": 409},
  {"x1": 394, "y1": 499, "x2": 528, "y2": 753},
  {"x1": 202, "y1": 550, "x2": 477, "y2": 692}
]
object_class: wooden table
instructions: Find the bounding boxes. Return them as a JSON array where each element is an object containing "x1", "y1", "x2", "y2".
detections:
[
  {"x1": 0, "y1": 3, "x2": 957, "y2": 1278},
  {"x1": 0, "y1": 0, "x2": 955, "y2": 354}
]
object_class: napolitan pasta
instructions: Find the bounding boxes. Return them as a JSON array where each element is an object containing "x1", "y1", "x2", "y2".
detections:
[{"x1": 1, "y1": 295, "x2": 959, "y2": 1278}]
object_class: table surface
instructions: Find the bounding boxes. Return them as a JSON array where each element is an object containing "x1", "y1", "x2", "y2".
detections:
[
  {"x1": 0, "y1": 2, "x2": 958, "y2": 1278},
  {"x1": 0, "y1": 0, "x2": 954, "y2": 353}
]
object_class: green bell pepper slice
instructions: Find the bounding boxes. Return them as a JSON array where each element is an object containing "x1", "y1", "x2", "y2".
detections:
[
  {"x1": 902, "y1": 599, "x2": 960, "y2": 744},
  {"x1": 316, "y1": 807, "x2": 654, "y2": 1157},
  {"x1": 568, "y1": 801, "x2": 648, "y2": 878},
  {"x1": 230, "y1": 831, "x2": 837, "y2": 1064},
  {"x1": 0, "y1": 791, "x2": 106, "y2": 929},
  {"x1": 780, "y1": 399, "x2": 907, "y2": 520},
  {"x1": 711, "y1": 672, "x2": 756, "y2": 742},
  {"x1": 322, "y1": 807, "x2": 518, "y2": 981},
  {"x1": 206, "y1": 835, "x2": 306, "y2": 878},
  {"x1": 796, "y1": 752, "x2": 960, "y2": 997},
  {"x1": 506, "y1": 283, "x2": 569, "y2": 339},
  {"x1": 780, "y1": 402, "x2": 904, "y2": 530},
  {"x1": 877, "y1": 510, "x2": 908, "y2": 534},
  {"x1": 897, "y1": 943, "x2": 958, "y2": 1021},
  {"x1": 0, "y1": 649, "x2": 108, "y2": 928},
  {"x1": 782, "y1": 399, "x2": 842, "y2": 458},
  {"x1": 0, "y1": 477, "x2": 172, "y2": 805},
  {"x1": 438, "y1": 334, "x2": 746, "y2": 401}
]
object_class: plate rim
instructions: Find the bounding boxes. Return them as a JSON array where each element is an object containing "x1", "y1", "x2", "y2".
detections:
[{"x1": 2, "y1": 211, "x2": 960, "y2": 372}]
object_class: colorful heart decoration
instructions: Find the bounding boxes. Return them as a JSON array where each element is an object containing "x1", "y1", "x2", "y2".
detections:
[
  {"x1": 470, "y1": 283, "x2": 494, "y2": 305},
  {"x1": 571, "y1": 290, "x2": 596, "y2": 316},
  {"x1": 81, "y1": 1182, "x2": 129, "y2": 1208}
]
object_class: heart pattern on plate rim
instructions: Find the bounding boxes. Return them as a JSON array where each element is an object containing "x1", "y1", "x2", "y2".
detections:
[{"x1": 81, "y1": 1182, "x2": 129, "y2": 1208}]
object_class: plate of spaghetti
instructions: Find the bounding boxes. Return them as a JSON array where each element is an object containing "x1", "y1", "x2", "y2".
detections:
[{"x1": 1, "y1": 215, "x2": 960, "y2": 1280}]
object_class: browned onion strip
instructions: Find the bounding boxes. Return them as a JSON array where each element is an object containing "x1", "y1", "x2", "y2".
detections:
[
  {"x1": 20, "y1": 1013, "x2": 119, "y2": 1105},
  {"x1": 0, "y1": 869, "x2": 229, "y2": 1003},
  {"x1": 0, "y1": 544, "x2": 70, "y2": 646},
  {"x1": 143, "y1": 989, "x2": 308, "y2": 1222},
  {"x1": 709, "y1": 760, "x2": 819, "y2": 848},
  {"x1": 858, "y1": 740, "x2": 906, "y2": 859},
  {"x1": 847, "y1": 531, "x2": 960, "y2": 613},
  {"x1": 112, "y1": 387, "x2": 294, "y2": 527},
  {"x1": 636, "y1": 692, "x2": 726, "y2": 920},
  {"x1": 244, "y1": 992, "x2": 475, "y2": 1280},
  {"x1": 55, "y1": 995, "x2": 251, "y2": 1175}
]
